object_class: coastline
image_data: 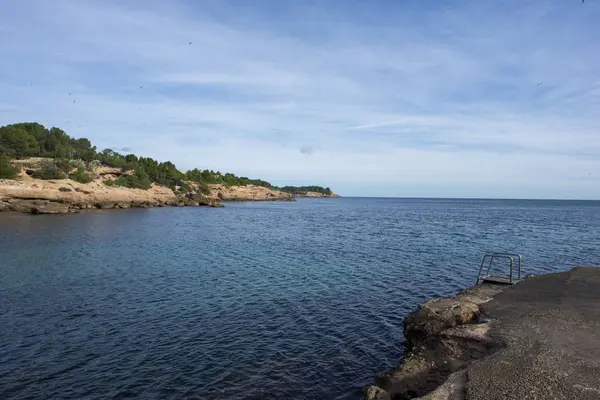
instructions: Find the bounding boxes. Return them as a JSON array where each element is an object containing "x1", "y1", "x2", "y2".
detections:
[
  {"x1": 207, "y1": 183, "x2": 294, "y2": 202},
  {"x1": 0, "y1": 152, "x2": 341, "y2": 213},
  {"x1": 292, "y1": 191, "x2": 341, "y2": 198},
  {"x1": 364, "y1": 267, "x2": 600, "y2": 400},
  {"x1": 0, "y1": 175, "x2": 295, "y2": 215}
]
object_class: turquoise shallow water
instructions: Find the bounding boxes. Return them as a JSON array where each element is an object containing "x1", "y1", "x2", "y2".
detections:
[{"x1": 1, "y1": 198, "x2": 599, "y2": 399}]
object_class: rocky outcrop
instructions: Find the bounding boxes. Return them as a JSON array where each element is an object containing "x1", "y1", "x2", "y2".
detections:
[
  {"x1": 294, "y1": 191, "x2": 341, "y2": 198},
  {"x1": 365, "y1": 284, "x2": 507, "y2": 400},
  {"x1": 0, "y1": 160, "x2": 324, "y2": 214},
  {"x1": 365, "y1": 386, "x2": 392, "y2": 400},
  {"x1": 184, "y1": 193, "x2": 223, "y2": 207},
  {"x1": 207, "y1": 184, "x2": 294, "y2": 202},
  {"x1": 0, "y1": 176, "x2": 222, "y2": 214},
  {"x1": 32, "y1": 201, "x2": 72, "y2": 214}
]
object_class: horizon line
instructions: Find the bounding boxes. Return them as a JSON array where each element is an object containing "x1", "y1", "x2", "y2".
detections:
[{"x1": 313, "y1": 196, "x2": 600, "y2": 202}]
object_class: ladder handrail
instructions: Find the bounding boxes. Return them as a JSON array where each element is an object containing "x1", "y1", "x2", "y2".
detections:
[{"x1": 476, "y1": 253, "x2": 522, "y2": 284}]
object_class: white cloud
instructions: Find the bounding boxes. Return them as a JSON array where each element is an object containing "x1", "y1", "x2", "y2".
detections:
[{"x1": 0, "y1": 0, "x2": 599, "y2": 198}]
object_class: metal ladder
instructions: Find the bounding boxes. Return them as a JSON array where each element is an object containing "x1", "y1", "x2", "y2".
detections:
[{"x1": 476, "y1": 252, "x2": 522, "y2": 285}]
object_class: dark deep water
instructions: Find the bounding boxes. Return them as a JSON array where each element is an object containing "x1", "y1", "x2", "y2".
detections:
[{"x1": 1, "y1": 198, "x2": 599, "y2": 400}]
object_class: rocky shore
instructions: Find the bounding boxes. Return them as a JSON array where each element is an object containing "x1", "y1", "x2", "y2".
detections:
[
  {"x1": 365, "y1": 267, "x2": 600, "y2": 400},
  {"x1": 0, "y1": 168, "x2": 295, "y2": 214},
  {"x1": 0, "y1": 178, "x2": 222, "y2": 214},
  {"x1": 207, "y1": 183, "x2": 294, "y2": 202},
  {"x1": 294, "y1": 191, "x2": 341, "y2": 198}
]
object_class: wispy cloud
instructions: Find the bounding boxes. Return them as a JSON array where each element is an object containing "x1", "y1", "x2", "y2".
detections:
[{"x1": 0, "y1": 0, "x2": 599, "y2": 198}]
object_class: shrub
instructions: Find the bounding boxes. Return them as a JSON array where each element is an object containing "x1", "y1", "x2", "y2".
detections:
[
  {"x1": 113, "y1": 172, "x2": 151, "y2": 190},
  {"x1": 0, "y1": 155, "x2": 18, "y2": 179},
  {"x1": 55, "y1": 158, "x2": 72, "y2": 173},
  {"x1": 198, "y1": 182, "x2": 211, "y2": 195},
  {"x1": 58, "y1": 186, "x2": 72, "y2": 192},
  {"x1": 103, "y1": 172, "x2": 151, "y2": 190},
  {"x1": 70, "y1": 168, "x2": 93, "y2": 184},
  {"x1": 32, "y1": 161, "x2": 66, "y2": 180},
  {"x1": 39, "y1": 158, "x2": 55, "y2": 169},
  {"x1": 178, "y1": 182, "x2": 192, "y2": 194},
  {"x1": 87, "y1": 160, "x2": 102, "y2": 172},
  {"x1": 70, "y1": 159, "x2": 86, "y2": 170}
]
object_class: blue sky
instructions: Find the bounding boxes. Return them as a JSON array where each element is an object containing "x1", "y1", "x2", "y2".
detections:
[{"x1": 1, "y1": 0, "x2": 599, "y2": 198}]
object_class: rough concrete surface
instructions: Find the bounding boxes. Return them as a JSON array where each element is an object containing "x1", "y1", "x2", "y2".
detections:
[
  {"x1": 467, "y1": 267, "x2": 600, "y2": 400},
  {"x1": 366, "y1": 267, "x2": 600, "y2": 400}
]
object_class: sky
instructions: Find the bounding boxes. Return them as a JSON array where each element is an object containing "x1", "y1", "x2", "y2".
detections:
[{"x1": 0, "y1": 0, "x2": 599, "y2": 199}]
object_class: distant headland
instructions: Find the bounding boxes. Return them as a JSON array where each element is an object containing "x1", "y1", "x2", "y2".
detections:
[
  {"x1": 279, "y1": 186, "x2": 341, "y2": 198},
  {"x1": 0, "y1": 122, "x2": 338, "y2": 214}
]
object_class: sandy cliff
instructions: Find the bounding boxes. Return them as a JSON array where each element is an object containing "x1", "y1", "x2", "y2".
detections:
[
  {"x1": 0, "y1": 163, "x2": 296, "y2": 214},
  {"x1": 207, "y1": 184, "x2": 294, "y2": 201},
  {"x1": 0, "y1": 162, "x2": 221, "y2": 213},
  {"x1": 0, "y1": 176, "x2": 221, "y2": 214}
]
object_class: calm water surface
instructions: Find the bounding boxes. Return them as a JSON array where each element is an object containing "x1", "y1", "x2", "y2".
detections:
[{"x1": 1, "y1": 198, "x2": 599, "y2": 399}]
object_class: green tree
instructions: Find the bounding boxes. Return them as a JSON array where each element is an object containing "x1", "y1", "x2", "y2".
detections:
[
  {"x1": 0, "y1": 121, "x2": 334, "y2": 194},
  {"x1": 10, "y1": 122, "x2": 48, "y2": 153},
  {"x1": 279, "y1": 185, "x2": 332, "y2": 195},
  {"x1": 0, "y1": 155, "x2": 18, "y2": 179},
  {"x1": 98, "y1": 149, "x2": 126, "y2": 168},
  {"x1": 71, "y1": 138, "x2": 96, "y2": 161},
  {"x1": 0, "y1": 126, "x2": 39, "y2": 157},
  {"x1": 47, "y1": 127, "x2": 69, "y2": 158}
]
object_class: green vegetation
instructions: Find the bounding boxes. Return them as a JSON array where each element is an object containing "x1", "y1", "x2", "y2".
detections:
[
  {"x1": 0, "y1": 155, "x2": 18, "y2": 179},
  {"x1": 0, "y1": 121, "x2": 334, "y2": 193},
  {"x1": 184, "y1": 169, "x2": 273, "y2": 188},
  {"x1": 0, "y1": 122, "x2": 97, "y2": 160},
  {"x1": 279, "y1": 186, "x2": 333, "y2": 196},
  {"x1": 104, "y1": 170, "x2": 152, "y2": 190},
  {"x1": 70, "y1": 168, "x2": 93, "y2": 184},
  {"x1": 31, "y1": 160, "x2": 67, "y2": 180}
]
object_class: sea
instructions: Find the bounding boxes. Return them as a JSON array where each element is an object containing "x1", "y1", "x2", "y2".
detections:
[{"x1": 1, "y1": 198, "x2": 599, "y2": 399}]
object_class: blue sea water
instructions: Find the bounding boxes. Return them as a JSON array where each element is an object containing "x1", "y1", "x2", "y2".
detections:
[{"x1": 1, "y1": 198, "x2": 599, "y2": 400}]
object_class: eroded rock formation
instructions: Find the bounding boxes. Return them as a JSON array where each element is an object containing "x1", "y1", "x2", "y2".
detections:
[{"x1": 365, "y1": 284, "x2": 506, "y2": 399}]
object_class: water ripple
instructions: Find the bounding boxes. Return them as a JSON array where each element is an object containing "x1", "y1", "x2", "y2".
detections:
[{"x1": 1, "y1": 198, "x2": 599, "y2": 399}]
